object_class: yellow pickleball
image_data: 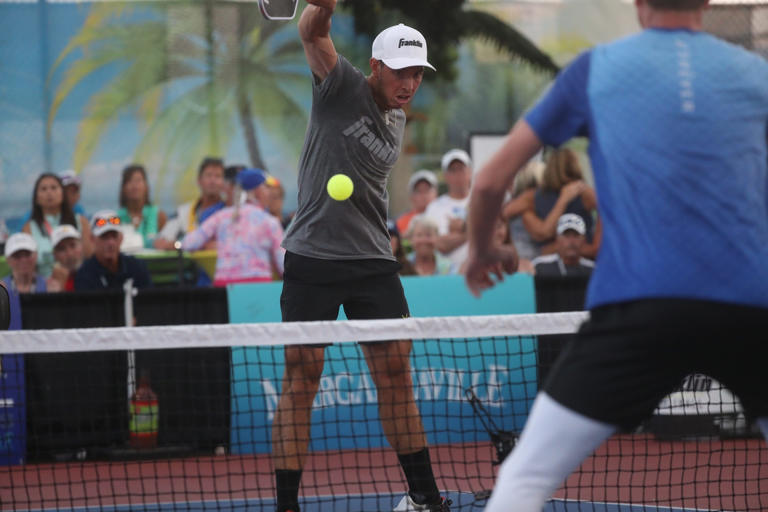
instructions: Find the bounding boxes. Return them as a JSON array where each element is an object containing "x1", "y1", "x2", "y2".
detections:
[{"x1": 327, "y1": 173, "x2": 354, "y2": 201}]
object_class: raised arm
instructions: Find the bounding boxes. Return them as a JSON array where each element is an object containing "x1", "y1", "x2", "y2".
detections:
[
  {"x1": 522, "y1": 180, "x2": 587, "y2": 242},
  {"x1": 298, "y1": 0, "x2": 338, "y2": 81}
]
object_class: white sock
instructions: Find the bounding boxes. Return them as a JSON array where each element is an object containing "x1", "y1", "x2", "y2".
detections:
[{"x1": 483, "y1": 392, "x2": 617, "y2": 512}]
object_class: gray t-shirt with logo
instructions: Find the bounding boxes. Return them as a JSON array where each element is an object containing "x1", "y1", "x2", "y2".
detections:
[{"x1": 282, "y1": 55, "x2": 404, "y2": 261}]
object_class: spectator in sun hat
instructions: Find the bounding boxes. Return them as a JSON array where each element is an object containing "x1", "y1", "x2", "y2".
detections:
[
  {"x1": 1, "y1": 233, "x2": 47, "y2": 295},
  {"x1": 396, "y1": 169, "x2": 438, "y2": 237},
  {"x1": 47, "y1": 224, "x2": 84, "y2": 292},
  {"x1": 532, "y1": 214, "x2": 595, "y2": 278},
  {"x1": 182, "y1": 168, "x2": 285, "y2": 287},
  {"x1": 75, "y1": 210, "x2": 152, "y2": 291}
]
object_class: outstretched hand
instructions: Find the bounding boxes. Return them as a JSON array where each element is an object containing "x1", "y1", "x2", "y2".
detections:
[{"x1": 464, "y1": 245, "x2": 520, "y2": 298}]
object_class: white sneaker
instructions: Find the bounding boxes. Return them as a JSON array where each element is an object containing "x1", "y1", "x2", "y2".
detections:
[
  {"x1": 393, "y1": 494, "x2": 451, "y2": 511},
  {"x1": 393, "y1": 495, "x2": 430, "y2": 511}
]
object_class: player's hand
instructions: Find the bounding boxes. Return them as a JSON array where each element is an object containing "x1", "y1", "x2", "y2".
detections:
[{"x1": 464, "y1": 245, "x2": 519, "y2": 298}]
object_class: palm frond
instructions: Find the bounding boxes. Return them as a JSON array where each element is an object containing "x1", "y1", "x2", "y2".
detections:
[{"x1": 461, "y1": 10, "x2": 559, "y2": 75}]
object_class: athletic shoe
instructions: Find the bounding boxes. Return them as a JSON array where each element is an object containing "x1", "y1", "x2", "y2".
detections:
[{"x1": 393, "y1": 494, "x2": 452, "y2": 511}]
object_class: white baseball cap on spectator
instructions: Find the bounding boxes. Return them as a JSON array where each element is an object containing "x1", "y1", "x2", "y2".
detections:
[
  {"x1": 408, "y1": 169, "x2": 438, "y2": 193},
  {"x1": 372, "y1": 24, "x2": 435, "y2": 71},
  {"x1": 59, "y1": 170, "x2": 82, "y2": 188},
  {"x1": 51, "y1": 224, "x2": 82, "y2": 249},
  {"x1": 4, "y1": 233, "x2": 37, "y2": 258},
  {"x1": 557, "y1": 213, "x2": 587, "y2": 236},
  {"x1": 441, "y1": 149, "x2": 472, "y2": 172},
  {"x1": 91, "y1": 210, "x2": 123, "y2": 237}
]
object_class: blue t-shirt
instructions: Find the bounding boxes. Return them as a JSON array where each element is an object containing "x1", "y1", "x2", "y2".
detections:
[{"x1": 526, "y1": 29, "x2": 768, "y2": 309}]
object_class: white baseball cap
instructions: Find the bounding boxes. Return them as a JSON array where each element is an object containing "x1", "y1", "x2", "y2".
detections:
[
  {"x1": 441, "y1": 148, "x2": 472, "y2": 172},
  {"x1": 557, "y1": 213, "x2": 586, "y2": 236},
  {"x1": 51, "y1": 224, "x2": 82, "y2": 249},
  {"x1": 408, "y1": 169, "x2": 438, "y2": 193},
  {"x1": 58, "y1": 169, "x2": 82, "y2": 187},
  {"x1": 372, "y1": 24, "x2": 435, "y2": 71},
  {"x1": 91, "y1": 209, "x2": 123, "y2": 237},
  {"x1": 4, "y1": 233, "x2": 37, "y2": 258}
]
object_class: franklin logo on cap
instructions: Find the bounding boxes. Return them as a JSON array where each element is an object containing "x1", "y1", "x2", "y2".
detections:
[
  {"x1": 372, "y1": 24, "x2": 436, "y2": 71},
  {"x1": 91, "y1": 210, "x2": 123, "y2": 237},
  {"x1": 557, "y1": 213, "x2": 587, "y2": 236}
]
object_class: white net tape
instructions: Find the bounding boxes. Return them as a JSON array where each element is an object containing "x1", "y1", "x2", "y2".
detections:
[{"x1": 0, "y1": 312, "x2": 589, "y2": 354}]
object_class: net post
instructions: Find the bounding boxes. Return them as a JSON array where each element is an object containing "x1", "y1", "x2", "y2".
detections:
[{"x1": 123, "y1": 278, "x2": 136, "y2": 399}]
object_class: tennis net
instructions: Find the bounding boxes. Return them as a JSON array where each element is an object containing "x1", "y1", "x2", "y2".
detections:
[{"x1": 1, "y1": 312, "x2": 765, "y2": 511}]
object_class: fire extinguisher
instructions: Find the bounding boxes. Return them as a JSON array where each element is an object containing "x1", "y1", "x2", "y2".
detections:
[{"x1": 129, "y1": 370, "x2": 158, "y2": 449}]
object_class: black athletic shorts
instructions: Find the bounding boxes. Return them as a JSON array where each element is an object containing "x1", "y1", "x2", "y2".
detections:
[
  {"x1": 280, "y1": 251, "x2": 410, "y2": 326},
  {"x1": 544, "y1": 299, "x2": 768, "y2": 430}
]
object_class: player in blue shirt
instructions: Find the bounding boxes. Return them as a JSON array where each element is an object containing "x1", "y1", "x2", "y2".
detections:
[{"x1": 464, "y1": 0, "x2": 768, "y2": 510}]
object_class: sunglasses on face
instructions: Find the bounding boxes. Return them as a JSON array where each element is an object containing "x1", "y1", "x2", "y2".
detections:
[{"x1": 93, "y1": 216, "x2": 121, "y2": 228}]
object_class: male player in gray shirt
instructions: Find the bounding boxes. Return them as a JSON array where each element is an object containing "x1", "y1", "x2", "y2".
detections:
[{"x1": 273, "y1": 1, "x2": 449, "y2": 511}]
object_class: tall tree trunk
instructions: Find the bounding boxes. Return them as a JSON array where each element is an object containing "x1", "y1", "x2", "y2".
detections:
[
  {"x1": 236, "y1": 9, "x2": 265, "y2": 170},
  {"x1": 238, "y1": 94, "x2": 265, "y2": 170},
  {"x1": 204, "y1": 0, "x2": 220, "y2": 152}
]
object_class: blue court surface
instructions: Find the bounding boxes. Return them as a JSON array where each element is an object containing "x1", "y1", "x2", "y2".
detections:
[{"x1": 23, "y1": 494, "x2": 725, "y2": 512}]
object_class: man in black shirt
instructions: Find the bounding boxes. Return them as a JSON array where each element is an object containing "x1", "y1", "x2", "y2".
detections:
[
  {"x1": 75, "y1": 210, "x2": 152, "y2": 291},
  {"x1": 532, "y1": 213, "x2": 594, "y2": 277}
]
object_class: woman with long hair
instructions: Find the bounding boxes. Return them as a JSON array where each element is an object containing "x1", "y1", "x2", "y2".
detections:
[
  {"x1": 522, "y1": 148, "x2": 601, "y2": 259},
  {"x1": 117, "y1": 164, "x2": 167, "y2": 250},
  {"x1": 22, "y1": 173, "x2": 92, "y2": 276}
]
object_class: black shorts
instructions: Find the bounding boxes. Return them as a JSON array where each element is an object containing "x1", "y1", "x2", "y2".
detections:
[
  {"x1": 544, "y1": 299, "x2": 768, "y2": 430},
  {"x1": 280, "y1": 252, "x2": 410, "y2": 327}
]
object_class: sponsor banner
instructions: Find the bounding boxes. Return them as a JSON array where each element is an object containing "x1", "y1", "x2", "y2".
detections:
[
  {"x1": 0, "y1": 354, "x2": 25, "y2": 465},
  {"x1": 227, "y1": 274, "x2": 536, "y2": 454}
]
